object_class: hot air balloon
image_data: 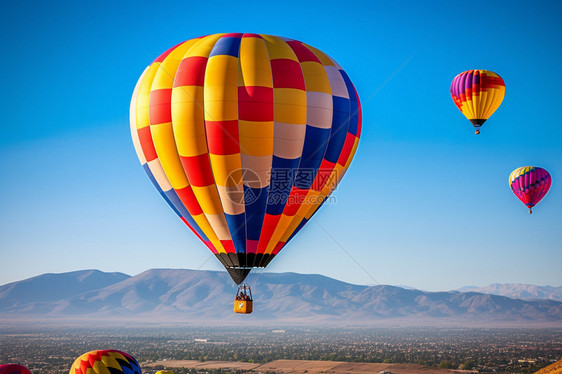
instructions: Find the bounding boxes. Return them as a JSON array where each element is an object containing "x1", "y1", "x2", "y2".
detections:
[
  {"x1": 0, "y1": 364, "x2": 32, "y2": 374},
  {"x1": 69, "y1": 350, "x2": 141, "y2": 374},
  {"x1": 509, "y1": 167, "x2": 551, "y2": 214},
  {"x1": 450, "y1": 69, "x2": 505, "y2": 134},
  {"x1": 130, "y1": 33, "x2": 361, "y2": 312}
]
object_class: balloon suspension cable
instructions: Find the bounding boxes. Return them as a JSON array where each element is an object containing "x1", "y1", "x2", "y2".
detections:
[
  {"x1": 236, "y1": 283, "x2": 253, "y2": 300},
  {"x1": 311, "y1": 218, "x2": 415, "y2": 320},
  {"x1": 247, "y1": 267, "x2": 266, "y2": 290}
]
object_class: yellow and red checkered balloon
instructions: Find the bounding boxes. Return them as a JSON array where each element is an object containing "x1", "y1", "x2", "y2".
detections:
[{"x1": 130, "y1": 34, "x2": 361, "y2": 284}]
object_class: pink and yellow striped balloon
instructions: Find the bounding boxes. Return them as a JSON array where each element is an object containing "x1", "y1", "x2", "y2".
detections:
[{"x1": 509, "y1": 166, "x2": 551, "y2": 214}]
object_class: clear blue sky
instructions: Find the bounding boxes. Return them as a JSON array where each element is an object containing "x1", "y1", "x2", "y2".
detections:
[{"x1": 1, "y1": 0, "x2": 560, "y2": 290}]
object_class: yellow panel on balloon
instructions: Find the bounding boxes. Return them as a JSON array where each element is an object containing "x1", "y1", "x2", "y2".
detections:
[
  {"x1": 152, "y1": 40, "x2": 200, "y2": 90},
  {"x1": 300, "y1": 62, "x2": 331, "y2": 94},
  {"x1": 261, "y1": 35, "x2": 299, "y2": 61},
  {"x1": 273, "y1": 88, "x2": 307, "y2": 124},
  {"x1": 191, "y1": 185, "x2": 224, "y2": 215},
  {"x1": 238, "y1": 37, "x2": 273, "y2": 88},
  {"x1": 185, "y1": 34, "x2": 224, "y2": 57},
  {"x1": 150, "y1": 122, "x2": 188, "y2": 189},
  {"x1": 209, "y1": 154, "x2": 243, "y2": 187},
  {"x1": 135, "y1": 63, "x2": 159, "y2": 130}
]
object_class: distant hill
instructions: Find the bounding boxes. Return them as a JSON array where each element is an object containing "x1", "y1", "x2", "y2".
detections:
[
  {"x1": 1, "y1": 269, "x2": 561, "y2": 326},
  {"x1": 458, "y1": 283, "x2": 562, "y2": 302},
  {"x1": 0, "y1": 269, "x2": 130, "y2": 311}
]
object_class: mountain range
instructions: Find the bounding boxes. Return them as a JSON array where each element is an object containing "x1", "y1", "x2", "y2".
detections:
[
  {"x1": 0, "y1": 269, "x2": 561, "y2": 326},
  {"x1": 458, "y1": 283, "x2": 562, "y2": 302}
]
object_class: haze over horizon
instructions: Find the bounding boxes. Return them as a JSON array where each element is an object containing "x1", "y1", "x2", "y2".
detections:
[{"x1": 1, "y1": 0, "x2": 561, "y2": 291}]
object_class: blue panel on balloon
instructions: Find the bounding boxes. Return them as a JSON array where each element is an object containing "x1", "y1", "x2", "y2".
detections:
[
  {"x1": 244, "y1": 185, "x2": 268, "y2": 241},
  {"x1": 341, "y1": 71, "x2": 359, "y2": 136},
  {"x1": 295, "y1": 126, "x2": 331, "y2": 189},
  {"x1": 324, "y1": 96, "x2": 350, "y2": 163},
  {"x1": 224, "y1": 213, "x2": 247, "y2": 253},
  {"x1": 266, "y1": 156, "x2": 300, "y2": 215},
  {"x1": 209, "y1": 36, "x2": 241, "y2": 58}
]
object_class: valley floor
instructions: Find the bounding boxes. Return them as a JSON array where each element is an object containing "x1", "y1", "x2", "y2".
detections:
[{"x1": 146, "y1": 359, "x2": 479, "y2": 374}]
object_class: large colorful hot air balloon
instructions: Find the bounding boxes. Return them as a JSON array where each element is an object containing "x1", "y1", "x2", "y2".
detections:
[
  {"x1": 130, "y1": 33, "x2": 361, "y2": 287},
  {"x1": 509, "y1": 166, "x2": 552, "y2": 214},
  {"x1": 69, "y1": 350, "x2": 141, "y2": 374},
  {"x1": 0, "y1": 364, "x2": 32, "y2": 374},
  {"x1": 450, "y1": 69, "x2": 505, "y2": 134}
]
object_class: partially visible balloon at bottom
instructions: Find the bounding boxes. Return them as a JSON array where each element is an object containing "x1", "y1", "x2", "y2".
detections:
[
  {"x1": 68, "y1": 350, "x2": 141, "y2": 374},
  {"x1": 155, "y1": 371, "x2": 175, "y2": 374},
  {"x1": 0, "y1": 364, "x2": 32, "y2": 374}
]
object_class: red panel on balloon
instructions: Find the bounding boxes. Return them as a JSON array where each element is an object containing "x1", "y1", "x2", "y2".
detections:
[
  {"x1": 205, "y1": 120, "x2": 240, "y2": 155},
  {"x1": 137, "y1": 127, "x2": 158, "y2": 162},
  {"x1": 270, "y1": 59, "x2": 305, "y2": 90},
  {"x1": 180, "y1": 154, "x2": 215, "y2": 187},
  {"x1": 176, "y1": 186, "x2": 203, "y2": 216},
  {"x1": 238, "y1": 86, "x2": 274, "y2": 121},
  {"x1": 174, "y1": 56, "x2": 208, "y2": 87},
  {"x1": 149, "y1": 89, "x2": 172, "y2": 125}
]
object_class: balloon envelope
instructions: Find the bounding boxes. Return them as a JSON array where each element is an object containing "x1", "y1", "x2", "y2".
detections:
[
  {"x1": 130, "y1": 33, "x2": 361, "y2": 284},
  {"x1": 69, "y1": 350, "x2": 141, "y2": 374},
  {"x1": 0, "y1": 364, "x2": 32, "y2": 374},
  {"x1": 509, "y1": 166, "x2": 552, "y2": 213},
  {"x1": 451, "y1": 69, "x2": 505, "y2": 133}
]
